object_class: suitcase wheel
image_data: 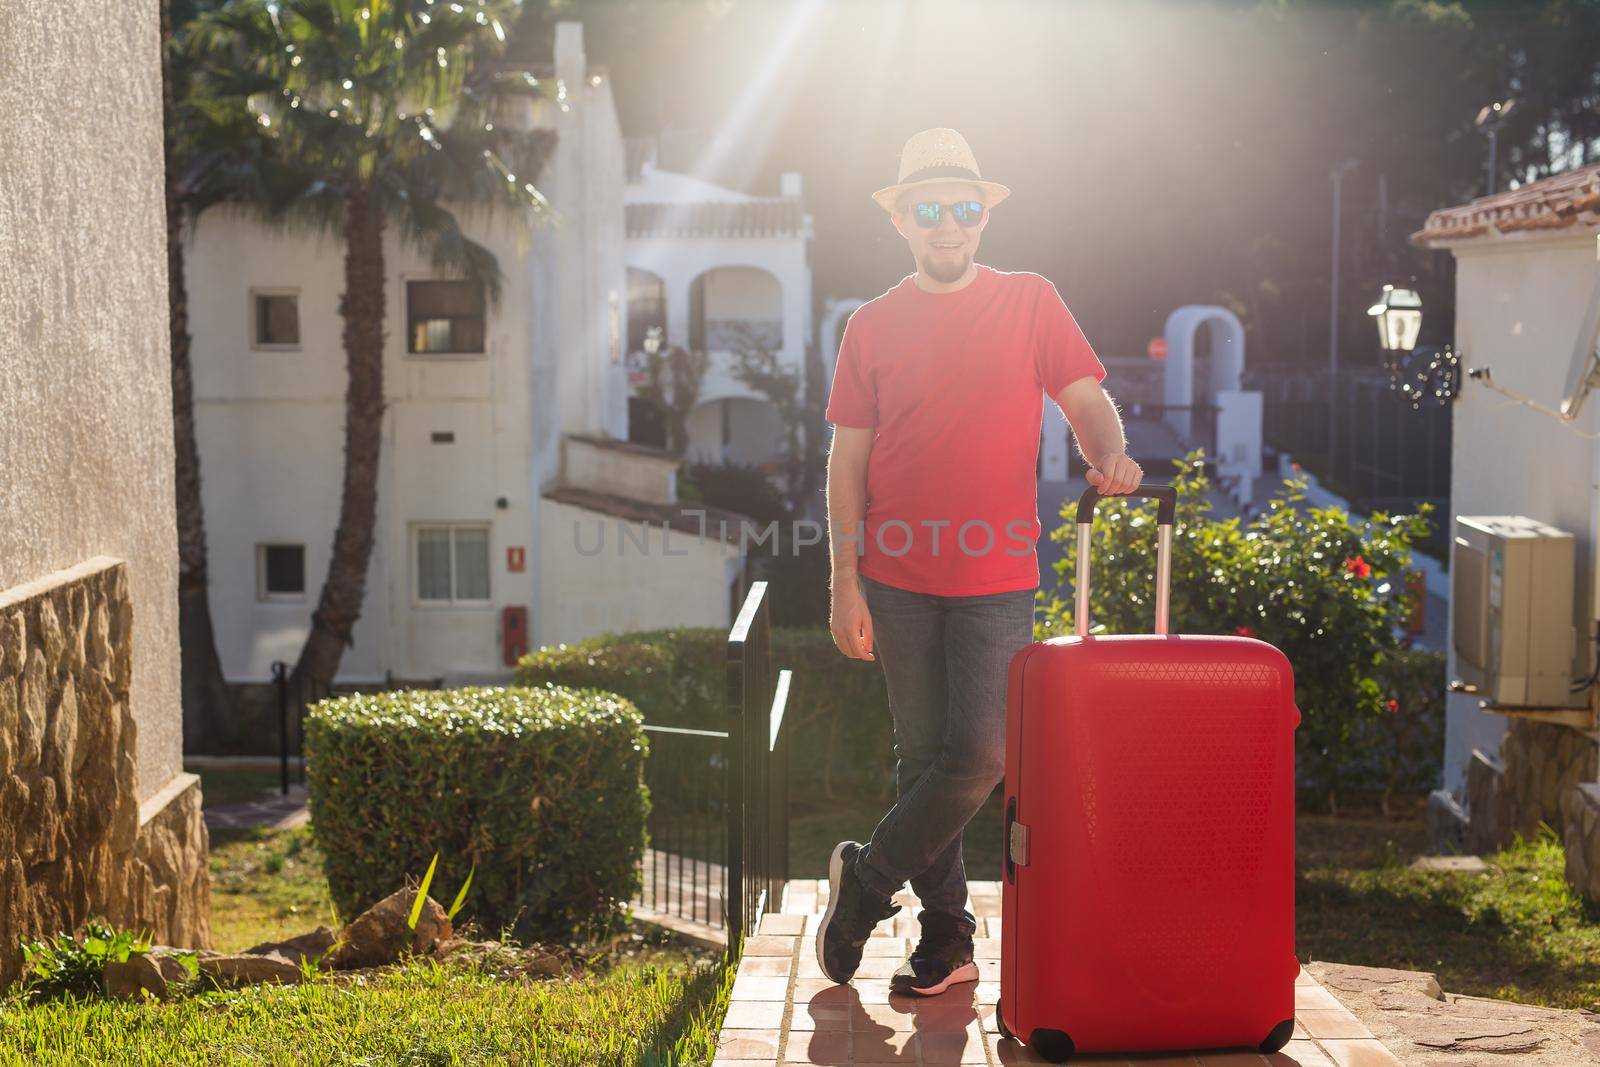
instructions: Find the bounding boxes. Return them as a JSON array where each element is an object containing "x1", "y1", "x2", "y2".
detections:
[
  {"x1": 1027, "y1": 1028, "x2": 1075, "y2": 1063},
  {"x1": 993, "y1": 999, "x2": 1011, "y2": 1042},
  {"x1": 1260, "y1": 1018, "x2": 1295, "y2": 1053}
]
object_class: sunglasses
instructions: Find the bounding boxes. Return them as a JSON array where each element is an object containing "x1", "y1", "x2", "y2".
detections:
[{"x1": 910, "y1": 200, "x2": 986, "y2": 228}]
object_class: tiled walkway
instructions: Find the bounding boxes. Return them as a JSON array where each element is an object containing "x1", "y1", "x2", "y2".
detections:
[{"x1": 714, "y1": 880, "x2": 1402, "y2": 1067}]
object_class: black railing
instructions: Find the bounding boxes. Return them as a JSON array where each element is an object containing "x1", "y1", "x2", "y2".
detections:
[
  {"x1": 628, "y1": 580, "x2": 792, "y2": 952},
  {"x1": 725, "y1": 580, "x2": 791, "y2": 949},
  {"x1": 636, "y1": 723, "x2": 730, "y2": 931},
  {"x1": 272, "y1": 661, "x2": 329, "y2": 796}
]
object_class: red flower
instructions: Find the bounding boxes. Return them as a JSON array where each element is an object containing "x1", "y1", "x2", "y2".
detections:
[
  {"x1": 1290, "y1": 462, "x2": 1302, "y2": 474},
  {"x1": 1344, "y1": 555, "x2": 1371, "y2": 579},
  {"x1": 1235, "y1": 625, "x2": 1256, "y2": 638},
  {"x1": 1386, "y1": 698, "x2": 1400, "y2": 714}
]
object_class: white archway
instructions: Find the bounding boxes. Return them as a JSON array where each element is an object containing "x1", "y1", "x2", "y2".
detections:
[
  {"x1": 1162, "y1": 305, "x2": 1246, "y2": 439},
  {"x1": 819, "y1": 297, "x2": 866, "y2": 398}
]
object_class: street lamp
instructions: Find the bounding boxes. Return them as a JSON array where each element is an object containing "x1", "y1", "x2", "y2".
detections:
[
  {"x1": 1368, "y1": 285, "x2": 1423, "y2": 353},
  {"x1": 1475, "y1": 97, "x2": 1517, "y2": 196}
]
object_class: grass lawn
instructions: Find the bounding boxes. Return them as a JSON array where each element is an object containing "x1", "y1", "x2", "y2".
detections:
[
  {"x1": 1, "y1": 820, "x2": 732, "y2": 1066},
  {"x1": 207, "y1": 825, "x2": 342, "y2": 951},
  {"x1": 1297, "y1": 807, "x2": 1600, "y2": 1011},
  {"x1": 185, "y1": 764, "x2": 289, "y2": 809},
  {"x1": 0, "y1": 948, "x2": 732, "y2": 1066}
]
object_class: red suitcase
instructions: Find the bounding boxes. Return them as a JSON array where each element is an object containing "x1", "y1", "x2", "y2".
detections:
[{"x1": 997, "y1": 484, "x2": 1300, "y2": 1062}]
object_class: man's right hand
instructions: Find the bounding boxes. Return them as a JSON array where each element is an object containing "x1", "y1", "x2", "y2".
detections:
[{"x1": 830, "y1": 579, "x2": 875, "y2": 661}]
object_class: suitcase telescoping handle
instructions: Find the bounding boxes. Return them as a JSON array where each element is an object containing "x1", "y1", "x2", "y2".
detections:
[{"x1": 1073, "y1": 483, "x2": 1178, "y2": 638}]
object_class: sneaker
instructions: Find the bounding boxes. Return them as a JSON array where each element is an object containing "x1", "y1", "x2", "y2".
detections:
[
  {"x1": 890, "y1": 915, "x2": 978, "y2": 997},
  {"x1": 815, "y1": 841, "x2": 901, "y2": 984}
]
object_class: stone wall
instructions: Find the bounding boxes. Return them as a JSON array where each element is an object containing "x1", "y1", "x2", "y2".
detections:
[
  {"x1": 1500, "y1": 719, "x2": 1598, "y2": 842},
  {"x1": 1564, "y1": 784, "x2": 1600, "y2": 903},
  {"x1": 0, "y1": 560, "x2": 211, "y2": 990},
  {"x1": 1459, "y1": 718, "x2": 1600, "y2": 904},
  {"x1": 1465, "y1": 748, "x2": 1511, "y2": 855}
]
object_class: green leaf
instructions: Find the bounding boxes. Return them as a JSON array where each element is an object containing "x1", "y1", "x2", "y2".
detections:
[
  {"x1": 408, "y1": 851, "x2": 440, "y2": 931},
  {"x1": 446, "y1": 862, "x2": 476, "y2": 920}
]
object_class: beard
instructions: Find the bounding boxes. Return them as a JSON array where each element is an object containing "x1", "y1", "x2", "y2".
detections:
[{"x1": 919, "y1": 248, "x2": 971, "y2": 284}]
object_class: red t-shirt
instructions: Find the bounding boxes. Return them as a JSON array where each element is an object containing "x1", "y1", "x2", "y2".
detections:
[{"x1": 824, "y1": 264, "x2": 1107, "y2": 596}]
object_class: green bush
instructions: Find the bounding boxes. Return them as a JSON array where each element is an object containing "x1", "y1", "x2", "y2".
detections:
[
  {"x1": 1365, "y1": 646, "x2": 1448, "y2": 807},
  {"x1": 303, "y1": 685, "x2": 648, "y2": 945},
  {"x1": 1038, "y1": 451, "x2": 1433, "y2": 810},
  {"x1": 516, "y1": 628, "x2": 895, "y2": 800}
]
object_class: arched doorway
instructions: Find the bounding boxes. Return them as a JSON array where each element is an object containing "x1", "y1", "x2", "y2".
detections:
[{"x1": 1162, "y1": 305, "x2": 1246, "y2": 440}]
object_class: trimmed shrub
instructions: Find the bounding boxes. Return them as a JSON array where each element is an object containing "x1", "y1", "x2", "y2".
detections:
[
  {"x1": 516, "y1": 628, "x2": 896, "y2": 800},
  {"x1": 304, "y1": 685, "x2": 648, "y2": 945}
]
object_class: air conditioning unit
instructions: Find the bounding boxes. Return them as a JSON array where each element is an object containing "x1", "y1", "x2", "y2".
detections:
[{"x1": 1451, "y1": 514, "x2": 1579, "y2": 708}]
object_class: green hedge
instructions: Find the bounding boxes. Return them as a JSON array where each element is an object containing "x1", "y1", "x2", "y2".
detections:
[
  {"x1": 516, "y1": 628, "x2": 896, "y2": 800},
  {"x1": 303, "y1": 685, "x2": 648, "y2": 945}
]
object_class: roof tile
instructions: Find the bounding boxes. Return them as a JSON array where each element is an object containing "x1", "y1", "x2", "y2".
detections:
[{"x1": 1411, "y1": 163, "x2": 1600, "y2": 246}]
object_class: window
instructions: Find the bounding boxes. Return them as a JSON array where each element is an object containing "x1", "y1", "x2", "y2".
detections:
[
  {"x1": 407, "y1": 280, "x2": 486, "y2": 354},
  {"x1": 414, "y1": 524, "x2": 491, "y2": 603},
  {"x1": 252, "y1": 291, "x2": 300, "y2": 347},
  {"x1": 257, "y1": 544, "x2": 305, "y2": 600}
]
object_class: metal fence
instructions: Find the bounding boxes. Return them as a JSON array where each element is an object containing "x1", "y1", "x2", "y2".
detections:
[
  {"x1": 636, "y1": 722, "x2": 729, "y2": 932},
  {"x1": 1245, "y1": 365, "x2": 1452, "y2": 552},
  {"x1": 629, "y1": 580, "x2": 792, "y2": 952},
  {"x1": 271, "y1": 661, "x2": 329, "y2": 795},
  {"x1": 725, "y1": 580, "x2": 792, "y2": 949}
]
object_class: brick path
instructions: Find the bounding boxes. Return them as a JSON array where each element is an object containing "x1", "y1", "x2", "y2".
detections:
[{"x1": 714, "y1": 880, "x2": 1402, "y2": 1066}]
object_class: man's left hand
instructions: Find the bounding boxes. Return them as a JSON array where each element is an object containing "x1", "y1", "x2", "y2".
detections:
[{"x1": 1086, "y1": 451, "x2": 1144, "y2": 494}]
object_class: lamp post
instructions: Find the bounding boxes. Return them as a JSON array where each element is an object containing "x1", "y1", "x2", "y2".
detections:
[
  {"x1": 1475, "y1": 97, "x2": 1517, "y2": 196},
  {"x1": 1368, "y1": 285, "x2": 1424, "y2": 354},
  {"x1": 1328, "y1": 157, "x2": 1360, "y2": 477},
  {"x1": 1370, "y1": 285, "x2": 1461, "y2": 410}
]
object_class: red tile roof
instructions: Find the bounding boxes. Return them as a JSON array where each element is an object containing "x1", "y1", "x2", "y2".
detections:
[
  {"x1": 1411, "y1": 163, "x2": 1600, "y2": 247},
  {"x1": 626, "y1": 200, "x2": 805, "y2": 240}
]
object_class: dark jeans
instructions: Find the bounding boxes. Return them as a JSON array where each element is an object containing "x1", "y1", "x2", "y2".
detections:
[{"x1": 853, "y1": 573, "x2": 1037, "y2": 941}]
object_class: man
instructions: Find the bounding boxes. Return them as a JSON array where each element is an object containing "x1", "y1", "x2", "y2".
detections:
[{"x1": 818, "y1": 128, "x2": 1144, "y2": 996}]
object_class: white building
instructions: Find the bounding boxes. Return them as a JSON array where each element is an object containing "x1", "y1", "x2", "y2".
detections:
[
  {"x1": 1412, "y1": 164, "x2": 1600, "y2": 883},
  {"x1": 622, "y1": 145, "x2": 815, "y2": 470},
  {"x1": 189, "y1": 22, "x2": 745, "y2": 694}
]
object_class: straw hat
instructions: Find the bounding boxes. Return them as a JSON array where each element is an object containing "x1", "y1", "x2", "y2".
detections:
[{"x1": 871, "y1": 128, "x2": 1011, "y2": 214}]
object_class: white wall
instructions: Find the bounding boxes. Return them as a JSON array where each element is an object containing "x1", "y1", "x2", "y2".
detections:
[
  {"x1": 0, "y1": 0, "x2": 182, "y2": 803},
  {"x1": 538, "y1": 498, "x2": 741, "y2": 641},
  {"x1": 188, "y1": 205, "x2": 537, "y2": 683},
  {"x1": 189, "y1": 20, "x2": 629, "y2": 687},
  {"x1": 1441, "y1": 232, "x2": 1600, "y2": 795}
]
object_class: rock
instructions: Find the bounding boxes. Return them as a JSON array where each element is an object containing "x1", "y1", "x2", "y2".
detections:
[
  {"x1": 102, "y1": 954, "x2": 168, "y2": 1001},
  {"x1": 330, "y1": 889, "x2": 452, "y2": 970},
  {"x1": 1410, "y1": 855, "x2": 1489, "y2": 874},
  {"x1": 1308, "y1": 961, "x2": 1444, "y2": 1000},
  {"x1": 1444, "y1": 994, "x2": 1577, "y2": 1023},
  {"x1": 198, "y1": 952, "x2": 303, "y2": 986},
  {"x1": 1395, "y1": 1014, "x2": 1545, "y2": 1054},
  {"x1": 1582, "y1": 1028, "x2": 1600, "y2": 1059},
  {"x1": 147, "y1": 953, "x2": 194, "y2": 985},
  {"x1": 245, "y1": 926, "x2": 336, "y2": 967}
]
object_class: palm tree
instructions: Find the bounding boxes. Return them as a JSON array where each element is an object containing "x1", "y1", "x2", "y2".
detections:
[
  {"x1": 181, "y1": 0, "x2": 555, "y2": 704},
  {"x1": 162, "y1": 0, "x2": 236, "y2": 752}
]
